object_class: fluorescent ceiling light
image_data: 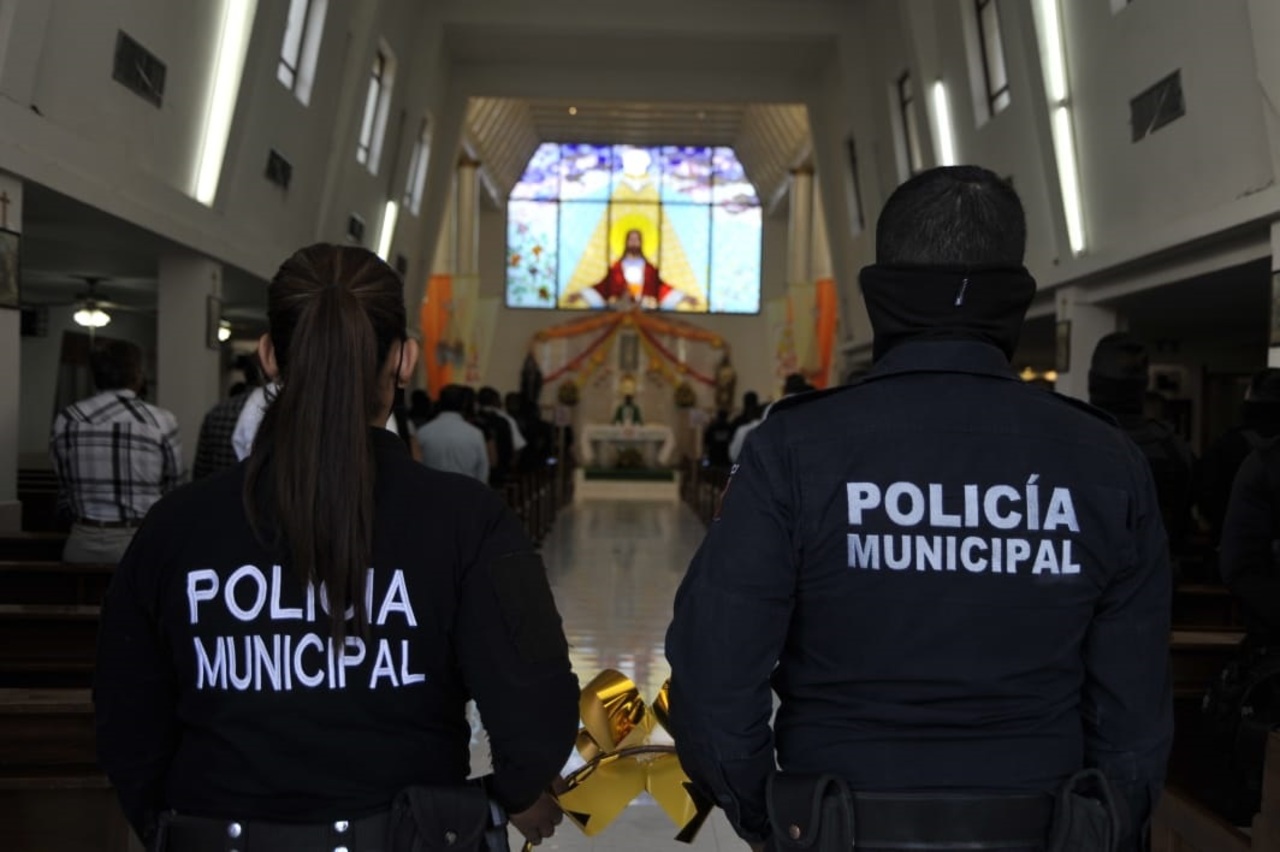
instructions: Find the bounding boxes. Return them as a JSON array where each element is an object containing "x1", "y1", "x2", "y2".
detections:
[
  {"x1": 1052, "y1": 107, "x2": 1086, "y2": 255},
  {"x1": 194, "y1": 0, "x2": 259, "y2": 205},
  {"x1": 377, "y1": 200, "x2": 399, "y2": 261},
  {"x1": 1035, "y1": 0, "x2": 1068, "y2": 104},
  {"x1": 931, "y1": 81, "x2": 958, "y2": 167},
  {"x1": 74, "y1": 307, "x2": 112, "y2": 329}
]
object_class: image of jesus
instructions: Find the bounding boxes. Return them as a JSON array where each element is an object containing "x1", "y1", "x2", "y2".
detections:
[{"x1": 573, "y1": 229, "x2": 692, "y2": 311}]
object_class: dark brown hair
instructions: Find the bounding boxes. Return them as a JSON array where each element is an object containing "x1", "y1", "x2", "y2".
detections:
[
  {"x1": 244, "y1": 244, "x2": 406, "y2": 641},
  {"x1": 90, "y1": 339, "x2": 144, "y2": 391}
]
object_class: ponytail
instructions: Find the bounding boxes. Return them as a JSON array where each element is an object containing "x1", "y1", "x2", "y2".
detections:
[{"x1": 245, "y1": 246, "x2": 406, "y2": 642}]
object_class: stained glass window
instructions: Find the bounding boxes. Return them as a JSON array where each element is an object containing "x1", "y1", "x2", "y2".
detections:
[{"x1": 506, "y1": 143, "x2": 762, "y2": 314}]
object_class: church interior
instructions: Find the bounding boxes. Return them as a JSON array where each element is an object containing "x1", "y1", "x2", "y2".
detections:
[{"x1": 3, "y1": 0, "x2": 1280, "y2": 849}]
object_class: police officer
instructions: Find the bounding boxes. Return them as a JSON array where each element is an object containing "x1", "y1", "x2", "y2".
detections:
[
  {"x1": 95, "y1": 245, "x2": 579, "y2": 850},
  {"x1": 666, "y1": 167, "x2": 1171, "y2": 851}
]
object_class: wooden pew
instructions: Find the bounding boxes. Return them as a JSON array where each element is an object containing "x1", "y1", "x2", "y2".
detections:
[
  {"x1": 1173, "y1": 583, "x2": 1242, "y2": 628},
  {"x1": 0, "y1": 562, "x2": 114, "y2": 606},
  {"x1": 1170, "y1": 628, "x2": 1245, "y2": 697},
  {"x1": 1151, "y1": 785, "x2": 1252, "y2": 851},
  {"x1": 0, "y1": 605, "x2": 98, "y2": 688},
  {"x1": 0, "y1": 533, "x2": 68, "y2": 562},
  {"x1": 0, "y1": 689, "x2": 133, "y2": 852}
]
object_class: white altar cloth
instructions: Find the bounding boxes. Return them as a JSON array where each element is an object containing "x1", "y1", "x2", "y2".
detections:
[{"x1": 580, "y1": 423, "x2": 676, "y2": 467}]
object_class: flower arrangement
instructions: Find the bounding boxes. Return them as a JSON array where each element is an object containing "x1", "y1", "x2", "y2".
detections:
[
  {"x1": 557, "y1": 380, "x2": 580, "y2": 407},
  {"x1": 674, "y1": 381, "x2": 696, "y2": 408}
]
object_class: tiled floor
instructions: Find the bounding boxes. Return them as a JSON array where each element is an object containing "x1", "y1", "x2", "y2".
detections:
[{"x1": 476, "y1": 499, "x2": 743, "y2": 851}]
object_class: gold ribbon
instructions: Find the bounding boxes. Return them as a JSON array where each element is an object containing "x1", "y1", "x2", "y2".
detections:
[{"x1": 521, "y1": 670, "x2": 712, "y2": 849}]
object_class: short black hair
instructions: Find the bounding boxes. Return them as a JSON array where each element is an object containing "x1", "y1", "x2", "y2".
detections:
[
  {"x1": 876, "y1": 166, "x2": 1026, "y2": 267},
  {"x1": 437, "y1": 384, "x2": 468, "y2": 413},
  {"x1": 1090, "y1": 332, "x2": 1148, "y2": 381},
  {"x1": 743, "y1": 391, "x2": 759, "y2": 407},
  {"x1": 1249, "y1": 368, "x2": 1280, "y2": 403},
  {"x1": 90, "y1": 339, "x2": 144, "y2": 391},
  {"x1": 477, "y1": 386, "x2": 502, "y2": 407}
]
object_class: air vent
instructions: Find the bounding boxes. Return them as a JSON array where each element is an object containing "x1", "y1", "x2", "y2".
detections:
[
  {"x1": 1131, "y1": 71, "x2": 1184, "y2": 142},
  {"x1": 112, "y1": 31, "x2": 166, "y2": 108},
  {"x1": 347, "y1": 214, "x2": 366, "y2": 244},
  {"x1": 20, "y1": 306, "x2": 48, "y2": 338},
  {"x1": 394, "y1": 254, "x2": 409, "y2": 277},
  {"x1": 265, "y1": 149, "x2": 292, "y2": 189}
]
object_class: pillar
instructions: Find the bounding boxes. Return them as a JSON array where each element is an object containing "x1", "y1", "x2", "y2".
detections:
[
  {"x1": 157, "y1": 254, "x2": 223, "y2": 475},
  {"x1": 1054, "y1": 285, "x2": 1120, "y2": 401},
  {"x1": 456, "y1": 157, "x2": 481, "y2": 279},
  {"x1": 787, "y1": 168, "x2": 815, "y2": 287},
  {"x1": 1269, "y1": 221, "x2": 1280, "y2": 368},
  {"x1": 0, "y1": 172, "x2": 23, "y2": 531}
]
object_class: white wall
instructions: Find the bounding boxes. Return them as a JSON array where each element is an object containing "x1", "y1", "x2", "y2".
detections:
[{"x1": 1063, "y1": 0, "x2": 1274, "y2": 255}]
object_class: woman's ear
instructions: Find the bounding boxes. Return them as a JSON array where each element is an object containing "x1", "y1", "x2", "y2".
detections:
[
  {"x1": 257, "y1": 334, "x2": 280, "y2": 381},
  {"x1": 397, "y1": 339, "x2": 420, "y2": 388}
]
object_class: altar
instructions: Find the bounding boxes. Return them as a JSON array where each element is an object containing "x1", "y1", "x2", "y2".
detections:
[{"x1": 580, "y1": 423, "x2": 676, "y2": 468}]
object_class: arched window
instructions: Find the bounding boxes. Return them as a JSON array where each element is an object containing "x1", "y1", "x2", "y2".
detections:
[{"x1": 506, "y1": 144, "x2": 762, "y2": 314}]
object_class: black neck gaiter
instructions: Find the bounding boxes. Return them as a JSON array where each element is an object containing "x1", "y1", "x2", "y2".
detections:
[{"x1": 860, "y1": 265, "x2": 1037, "y2": 362}]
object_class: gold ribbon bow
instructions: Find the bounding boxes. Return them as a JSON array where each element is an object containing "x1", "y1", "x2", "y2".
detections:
[{"x1": 529, "y1": 670, "x2": 712, "y2": 848}]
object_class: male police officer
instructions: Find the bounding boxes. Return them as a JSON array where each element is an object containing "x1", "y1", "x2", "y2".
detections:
[{"x1": 666, "y1": 166, "x2": 1171, "y2": 851}]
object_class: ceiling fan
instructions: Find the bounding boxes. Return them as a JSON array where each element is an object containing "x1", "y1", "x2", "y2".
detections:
[{"x1": 24, "y1": 276, "x2": 154, "y2": 329}]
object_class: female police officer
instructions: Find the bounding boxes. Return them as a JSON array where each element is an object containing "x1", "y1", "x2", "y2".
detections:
[{"x1": 94, "y1": 244, "x2": 578, "y2": 850}]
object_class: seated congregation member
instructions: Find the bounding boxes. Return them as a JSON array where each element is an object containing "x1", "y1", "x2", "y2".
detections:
[
  {"x1": 1089, "y1": 333, "x2": 1198, "y2": 556},
  {"x1": 94, "y1": 245, "x2": 577, "y2": 850},
  {"x1": 703, "y1": 409, "x2": 735, "y2": 470},
  {"x1": 667, "y1": 167, "x2": 1171, "y2": 852},
  {"x1": 1199, "y1": 368, "x2": 1280, "y2": 545},
  {"x1": 193, "y1": 355, "x2": 264, "y2": 480},
  {"x1": 477, "y1": 386, "x2": 519, "y2": 485},
  {"x1": 415, "y1": 384, "x2": 490, "y2": 483},
  {"x1": 1219, "y1": 442, "x2": 1280, "y2": 642},
  {"x1": 481, "y1": 386, "x2": 527, "y2": 461},
  {"x1": 50, "y1": 339, "x2": 182, "y2": 563}
]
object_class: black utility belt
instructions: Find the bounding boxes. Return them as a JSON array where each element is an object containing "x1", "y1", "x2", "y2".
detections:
[
  {"x1": 153, "y1": 811, "x2": 388, "y2": 852},
  {"x1": 767, "y1": 769, "x2": 1123, "y2": 851},
  {"x1": 153, "y1": 783, "x2": 510, "y2": 852}
]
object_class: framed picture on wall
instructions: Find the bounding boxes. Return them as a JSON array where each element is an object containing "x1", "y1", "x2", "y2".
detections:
[{"x1": 0, "y1": 228, "x2": 20, "y2": 310}]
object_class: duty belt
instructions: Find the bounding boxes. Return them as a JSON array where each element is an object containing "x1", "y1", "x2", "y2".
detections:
[
  {"x1": 154, "y1": 811, "x2": 389, "y2": 852},
  {"x1": 849, "y1": 792, "x2": 1053, "y2": 848}
]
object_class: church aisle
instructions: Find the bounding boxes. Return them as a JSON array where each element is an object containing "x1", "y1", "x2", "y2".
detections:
[{"x1": 518, "y1": 500, "x2": 739, "y2": 850}]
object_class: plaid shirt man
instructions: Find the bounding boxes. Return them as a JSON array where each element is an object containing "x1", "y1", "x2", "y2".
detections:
[{"x1": 50, "y1": 390, "x2": 183, "y2": 523}]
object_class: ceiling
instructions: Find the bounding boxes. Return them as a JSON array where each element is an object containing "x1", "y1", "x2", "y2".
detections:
[
  {"x1": 19, "y1": 183, "x2": 267, "y2": 331},
  {"x1": 464, "y1": 97, "x2": 812, "y2": 209}
]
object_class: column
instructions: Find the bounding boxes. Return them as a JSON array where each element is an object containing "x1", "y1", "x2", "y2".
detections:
[
  {"x1": 1269, "y1": 221, "x2": 1280, "y2": 368},
  {"x1": 787, "y1": 168, "x2": 815, "y2": 287},
  {"x1": 456, "y1": 157, "x2": 481, "y2": 278},
  {"x1": 0, "y1": 173, "x2": 23, "y2": 531},
  {"x1": 1054, "y1": 285, "x2": 1120, "y2": 401},
  {"x1": 157, "y1": 253, "x2": 223, "y2": 475}
]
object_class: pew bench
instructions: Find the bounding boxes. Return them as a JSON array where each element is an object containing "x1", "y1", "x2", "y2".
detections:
[
  {"x1": 0, "y1": 561, "x2": 114, "y2": 606},
  {"x1": 0, "y1": 605, "x2": 99, "y2": 688}
]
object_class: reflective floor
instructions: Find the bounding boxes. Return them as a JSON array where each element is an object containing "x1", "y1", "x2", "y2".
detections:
[{"x1": 477, "y1": 499, "x2": 742, "y2": 851}]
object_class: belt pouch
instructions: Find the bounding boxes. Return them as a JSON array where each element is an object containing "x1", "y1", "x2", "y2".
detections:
[
  {"x1": 1046, "y1": 769, "x2": 1122, "y2": 852},
  {"x1": 388, "y1": 786, "x2": 502, "y2": 852},
  {"x1": 766, "y1": 773, "x2": 854, "y2": 852}
]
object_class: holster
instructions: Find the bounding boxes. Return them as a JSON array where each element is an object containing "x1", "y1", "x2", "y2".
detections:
[
  {"x1": 388, "y1": 784, "x2": 509, "y2": 852},
  {"x1": 765, "y1": 773, "x2": 854, "y2": 852},
  {"x1": 1046, "y1": 769, "x2": 1125, "y2": 852}
]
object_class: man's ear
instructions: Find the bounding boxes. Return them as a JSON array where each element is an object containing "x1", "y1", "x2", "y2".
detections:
[
  {"x1": 398, "y1": 339, "x2": 420, "y2": 387},
  {"x1": 257, "y1": 334, "x2": 280, "y2": 381}
]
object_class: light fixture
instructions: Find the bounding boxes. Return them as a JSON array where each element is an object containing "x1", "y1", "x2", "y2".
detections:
[
  {"x1": 74, "y1": 306, "x2": 112, "y2": 329},
  {"x1": 1033, "y1": 0, "x2": 1086, "y2": 255},
  {"x1": 376, "y1": 200, "x2": 399, "y2": 260},
  {"x1": 931, "y1": 81, "x2": 958, "y2": 167},
  {"x1": 568, "y1": 106, "x2": 578, "y2": 116},
  {"x1": 217, "y1": 320, "x2": 232, "y2": 343},
  {"x1": 1019, "y1": 366, "x2": 1038, "y2": 382},
  {"x1": 193, "y1": 0, "x2": 260, "y2": 205},
  {"x1": 1044, "y1": 370, "x2": 1060, "y2": 383}
]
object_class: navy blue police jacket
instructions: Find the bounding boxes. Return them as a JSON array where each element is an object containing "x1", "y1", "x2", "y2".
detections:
[
  {"x1": 94, "y1": 428, "x2": 579, "y2": 841},
  {"x1": 666, "y1": 339, "x2": 1173, "y2": 842}
]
